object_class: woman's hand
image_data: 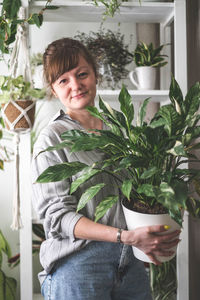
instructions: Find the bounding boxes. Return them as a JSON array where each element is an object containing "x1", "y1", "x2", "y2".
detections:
[{"x1": 121, "y1": 225, "x2": 181, "y2": 265}]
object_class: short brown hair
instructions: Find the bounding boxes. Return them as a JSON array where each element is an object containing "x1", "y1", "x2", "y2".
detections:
[{"x1": 43, "y1": 38, "x2": 97, "y2": 86}]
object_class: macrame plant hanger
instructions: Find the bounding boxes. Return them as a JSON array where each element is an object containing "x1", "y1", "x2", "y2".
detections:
[{"x1": 8, "y1": 7, "x2": 33, "y2": 230}]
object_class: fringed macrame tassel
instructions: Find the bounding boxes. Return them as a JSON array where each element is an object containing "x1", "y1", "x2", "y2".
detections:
[{"x1": 11, "y1": 133, "x2": 23, "y2": 230}]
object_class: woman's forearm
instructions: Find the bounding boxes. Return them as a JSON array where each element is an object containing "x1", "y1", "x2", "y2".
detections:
[{"x1": 74, "y1": 216, "x2": 121, "y2": 243}]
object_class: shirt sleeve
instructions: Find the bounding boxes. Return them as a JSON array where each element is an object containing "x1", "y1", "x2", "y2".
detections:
[{"x1": 31, "y1": 125, "x2": 84, "y2": 241}]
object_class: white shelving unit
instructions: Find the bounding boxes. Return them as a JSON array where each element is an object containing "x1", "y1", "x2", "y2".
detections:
[{"x1": 19, "y1": 1, "x2": 187, "y2": 300}]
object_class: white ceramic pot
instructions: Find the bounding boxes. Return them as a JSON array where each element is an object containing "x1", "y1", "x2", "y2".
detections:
[
  {"x1": 129, "y1": 66, "x2": 156, "y2": 90},
  {"x1": 122, "y1": 201, "x2": 181, "y2": 263}
]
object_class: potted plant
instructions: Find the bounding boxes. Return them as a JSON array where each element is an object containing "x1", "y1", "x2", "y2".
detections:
[
  {"x1": 74, "y1": 28, "x2": 133, "y2": 89},
  {"x1": 36, "y1": 77, "x2": 200, "y2": 260},
  {"x1": 0, "y1": 75, "x2": 46, "y2": 131},
  {"x1": 130, "y1": 42, "x2": 168, "y2": 89}
]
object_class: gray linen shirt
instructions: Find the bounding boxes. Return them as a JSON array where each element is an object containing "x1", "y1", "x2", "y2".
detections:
[{"x1": 31, "y1": 110, "x2": 126, "y2": 284}]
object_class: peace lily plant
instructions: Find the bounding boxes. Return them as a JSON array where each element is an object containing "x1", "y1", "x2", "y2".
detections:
[{"x1": 37, "y1": 77, "x2": 200, "y2": 227}]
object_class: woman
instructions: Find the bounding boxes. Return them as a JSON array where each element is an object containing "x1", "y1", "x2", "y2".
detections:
[{"x1": 31, "y1": 38, "x2": 180, "y2": 300}]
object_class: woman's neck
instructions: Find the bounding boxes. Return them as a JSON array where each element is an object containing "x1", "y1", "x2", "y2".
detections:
[{"x1": 67, "y1": 109, "x2": 102, "y2": 131}]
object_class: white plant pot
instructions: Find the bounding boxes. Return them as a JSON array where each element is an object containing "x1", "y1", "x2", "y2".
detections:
[
  {"x1": 129, "y1": 66, "x2": 156, "y2": 90},
  {"x1": 122, "y1": 201, "x2": 181, "y2": 263}
]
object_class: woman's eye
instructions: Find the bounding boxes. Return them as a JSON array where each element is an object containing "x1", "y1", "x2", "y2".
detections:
[
  {"x1": 59, "y1": 78, "x2": 67, "y2": 85},
  {"x1": 78, "y1": 72, "x2": 88, "y2": 78}
]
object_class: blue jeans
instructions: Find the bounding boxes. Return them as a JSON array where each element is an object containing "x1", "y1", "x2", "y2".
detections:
[{"x1": 41, "y1": 241, "x2": 152, "y2": 300}]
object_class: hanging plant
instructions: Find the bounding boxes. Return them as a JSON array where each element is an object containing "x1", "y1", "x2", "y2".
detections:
[
  {"x1": 89, "y1": 0, "x2": 144, "y2": 18},
  {"x1": 0, "y1": 0, "x2": 59, "y2": 58},
  {"x1": 75, "y1": 28, "x2": 133, "y2": 88},
  {"x1": 0, "y1": 75, "x2": 46, "y2": 131}
]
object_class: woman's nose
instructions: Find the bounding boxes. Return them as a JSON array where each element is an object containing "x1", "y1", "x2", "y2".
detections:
[{"x1": 70, "y1": 77, "x2": 82, "y2": 90}]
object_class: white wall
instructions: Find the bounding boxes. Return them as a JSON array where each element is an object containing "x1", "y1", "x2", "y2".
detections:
[{"x1": 0, "y1": 19, "x2": 137, "y2": 299}]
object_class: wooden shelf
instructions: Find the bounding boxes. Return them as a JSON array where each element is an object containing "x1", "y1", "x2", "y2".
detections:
[
  {"x1": 30, "y1": 1, "x2": 174, "y2": 24},
  {"x1": 97, "y1": 89, "x2": 169, "y2": 103}
]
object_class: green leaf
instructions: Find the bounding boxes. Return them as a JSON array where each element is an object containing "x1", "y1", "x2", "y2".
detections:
[
  {"x1": 0, "y1": 230, "x2": 11, "y2": 260},
  {"x1": 45, "y1": 6, "x2": 60, "y2": 10},
  {"x1": 70, "y1": 167, "x2": 102, "y2": 193},
  {"x1": 184, "y1": 81, "x2": 200, "y2": 118},
  {"x1": 95, "y1": 195, "x2": 118, "y2": 222},
  {"x1": 36, "y1": 162, "x2": 87, "y2": 183},
  {"x1": 121, "y1": 179, "x2": 133, "y2": 200},
  {"x1": 167, "y1": 141, "x2": 186, "y2": 156},
  {"x1": 0, "y1": 270, "x2": 17, "y2": 300},
  {"x1": 137, "y1": 184, "x2": 156, "y2": 197},
  {"x1": 156, "y1": 105, "x2": 180, "y2": 136},
  {"x1": 137, "y1": 97, "x2": 150, "y2": 126},
  {"x1": 77, "y1": 183, "x2": 105, "y2": 212},
  {"x1": 119, "y1": 85, "x2": 134, "y2": 127},
  {"x1": 3, "y1": 0, "x2": 21, "y2": 19},
  {"x1": 30, "y1": 13, "x2": 43, "y2": 28},
  {"x1": 140, "y1": 167, "x2": 158, "y2": 179},
  {"x1": 169, "y1": 77, "x2": 183, "y2": 111},
  {"x1": 32, "y1": 224, "x2": 45, "y2": 240}
]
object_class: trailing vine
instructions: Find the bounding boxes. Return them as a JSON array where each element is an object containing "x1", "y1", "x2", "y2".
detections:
[{"x1": 0, "y1": 0, "x2": 58, "y2": 57}]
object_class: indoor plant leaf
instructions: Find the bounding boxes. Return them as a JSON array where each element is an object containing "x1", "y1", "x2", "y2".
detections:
[
  {"x1": 95, "y1": 195, "x2": 119, "y2": 222},
  {"x1": 77, "y1": 183, "x2": 105, "y2": 212},
  {"x1": 36, "y1": 162, "x2": 88, "y2": 183}
]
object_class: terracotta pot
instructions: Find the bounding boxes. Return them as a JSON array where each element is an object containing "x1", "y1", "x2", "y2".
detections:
[
  {"x1": 122, "y1": 199, "x2": 181, "y2": 263},
  {"x1": 1, "y1": 100, "x2": 35, "y2": 132}
]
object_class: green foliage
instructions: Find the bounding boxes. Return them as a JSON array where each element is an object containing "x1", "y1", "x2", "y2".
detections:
[
  {"x1": 36, "y1": 77, "x2": 200, "y2": 226},
  {"x1": 133, "y1": 42, "x2": 168, "y2": 67},
  {"x1": 0, "y1": 75, "x2": 46, "y2": 103},
  {"x1": 150, "y1": 258, "x2": 177, "y2": 300},
  {"x1": 0, "y1": 115, "x2": 13, "y2": 170},
  {"x1": 0, "y1": 230, "x2": 17, "y2": 300},
  {"x1": 90, "y1": 0, "x2": 143, "y2": 18},
  {"x1": 74, "y1": 28, "x2": 133, "y2": 88},
  {"x1": 0, "y1": 0, "x2": 58, "y2": 56}
]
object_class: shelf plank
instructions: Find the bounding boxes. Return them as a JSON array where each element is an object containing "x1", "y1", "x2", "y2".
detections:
[
  {"x1": 97, "y1": 89, "x2": 169, "y2": 103},
  {"x1": 30, "y1": 1, "x2": 174, "y2": 23}
]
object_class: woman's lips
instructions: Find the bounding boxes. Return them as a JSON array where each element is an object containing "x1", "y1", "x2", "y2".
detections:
[{"x1": 72, "y1": 91, "x2": 88, "y2": 99}]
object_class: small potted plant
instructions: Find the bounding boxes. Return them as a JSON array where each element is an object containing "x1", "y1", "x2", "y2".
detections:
[
  {"x1": 74, "y1": 28, "x2": 133, "y2": 89},
  {"x1": 36, "y1": 77, "x2": 200, "y2": 262},
  {"x1": 130, "y1": 42, "x2": 168, "y2": 89},
  {"x1": 0, "y1": 75, "x2": 46, "y2": 131}
]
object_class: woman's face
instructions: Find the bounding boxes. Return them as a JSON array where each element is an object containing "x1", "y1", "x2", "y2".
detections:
[{"x1": 52, "y1": 56, "x2": 97, "y2": 113}]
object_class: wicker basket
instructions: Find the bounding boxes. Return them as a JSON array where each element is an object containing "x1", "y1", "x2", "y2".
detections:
[{"x1": 1, "y1": 100, "x2": 35, "y2": 132}]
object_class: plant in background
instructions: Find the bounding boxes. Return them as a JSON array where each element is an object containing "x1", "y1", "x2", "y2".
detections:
[
  {"x1": 0, "y1": 116, "x2": 13, "y2": 170},
  {"x1": 89, "y1": 0, "x2": 151, "y2": 18},
  {"x1": 0, "y1": 230, "x2": 17, "y2": 300},
  {"x1": 90, "y1": 0, "x2": 129, "y2": 18},
  {"x1": 75, "y1": 28, "x2": 133, "y2": 88},
  {"x1": 0, "y1": 0, "x2": 58, "y2": 58},
  {"x1": 0, "y1": 75, "x2": 46, "y2": 104},
  {"x1": 133, "y1": 42, "x2": 168, "y2": 67},
  {"x1": 31, "y1": 52, "x2": 43, "y2": 76}
]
